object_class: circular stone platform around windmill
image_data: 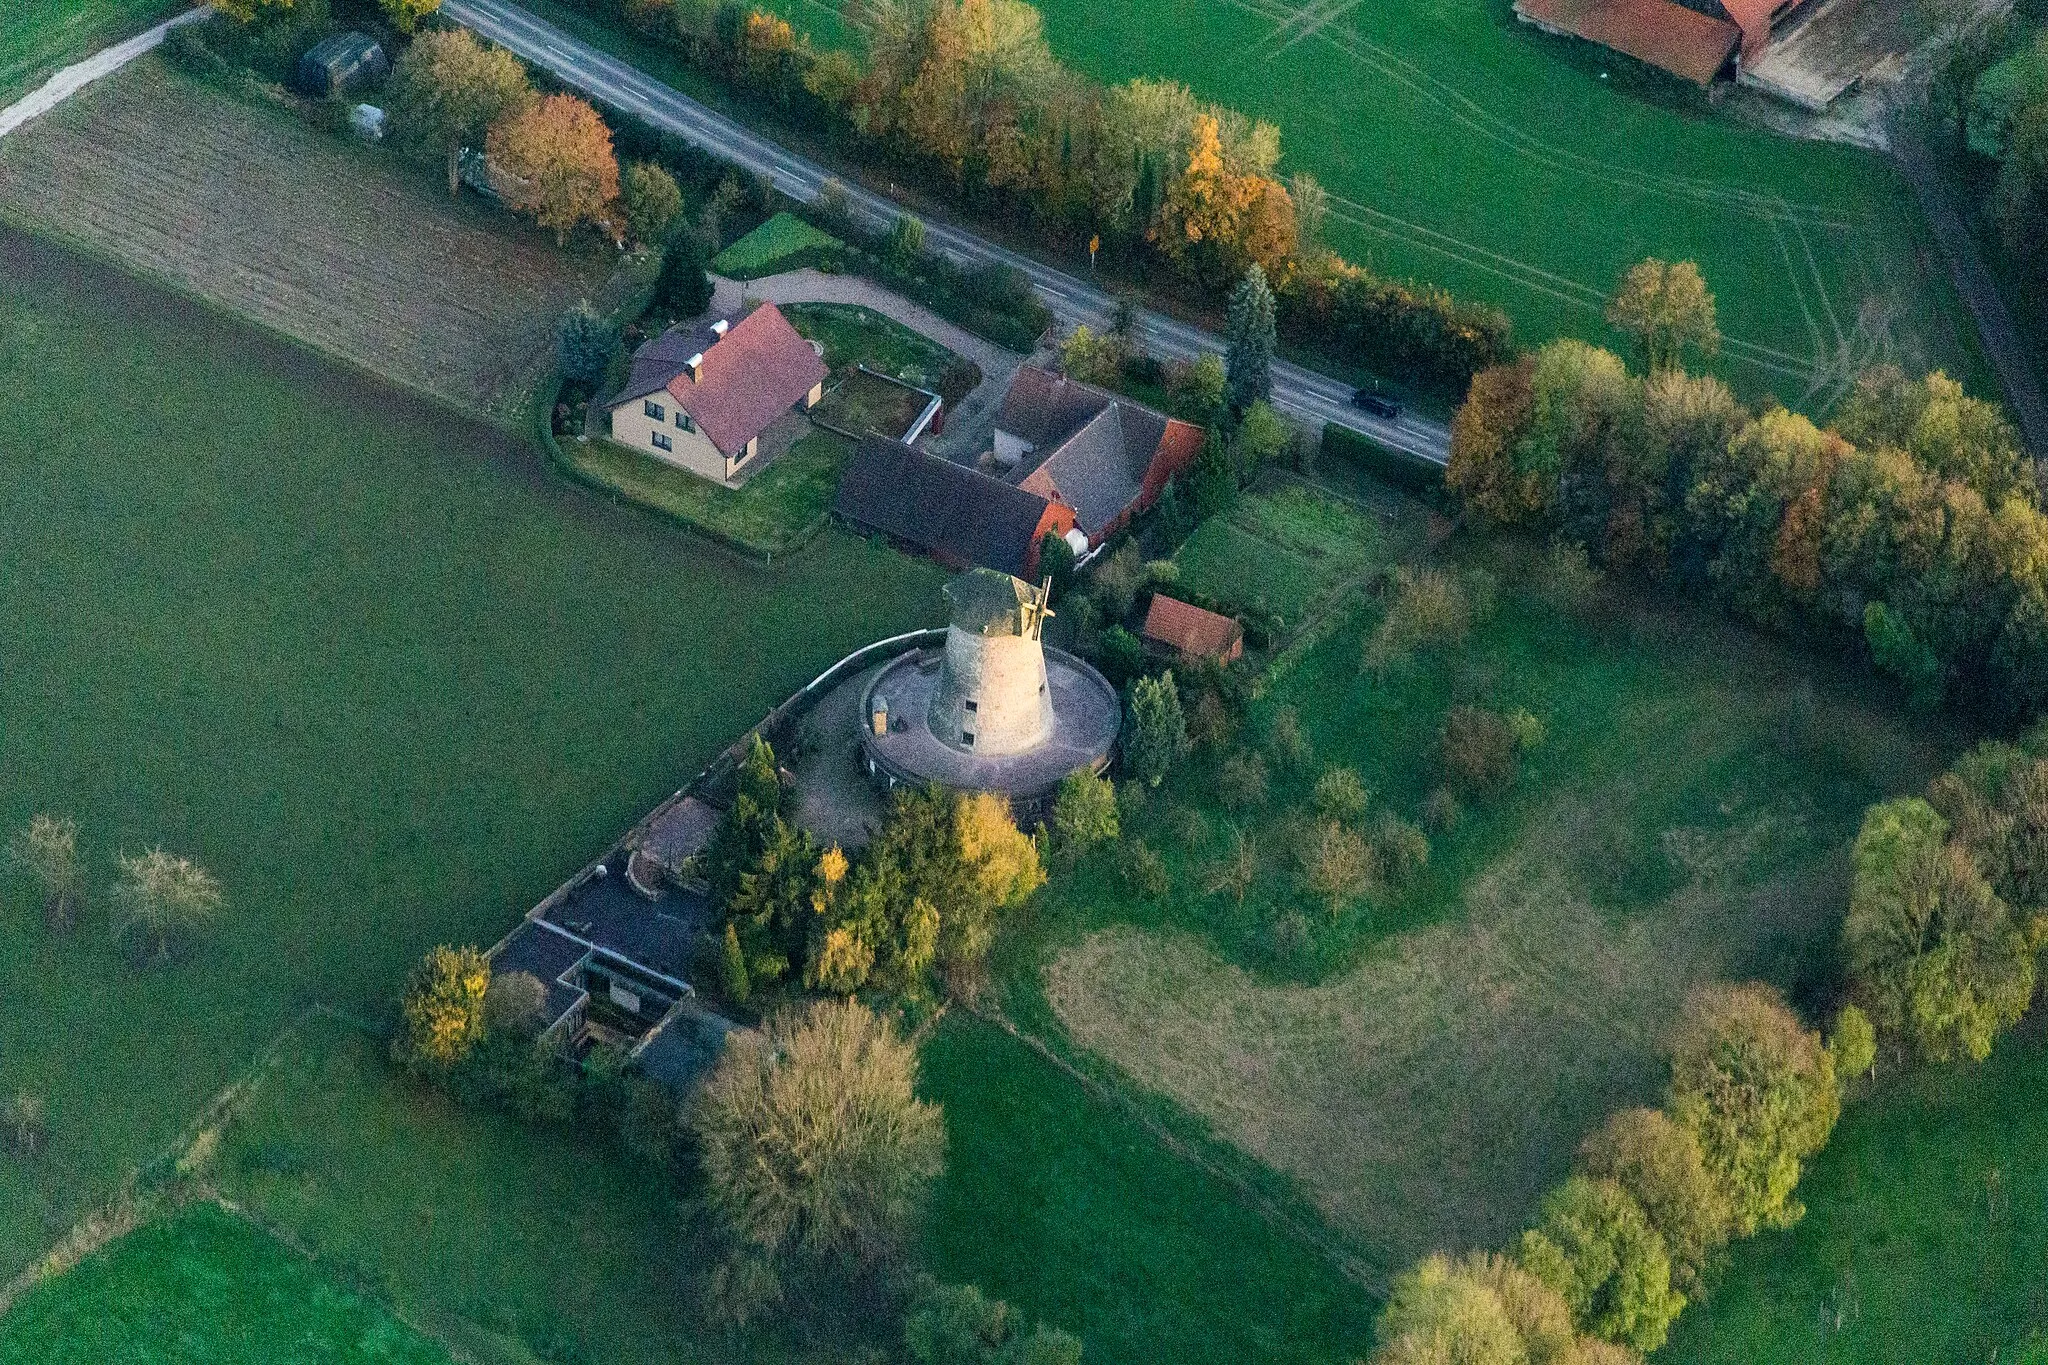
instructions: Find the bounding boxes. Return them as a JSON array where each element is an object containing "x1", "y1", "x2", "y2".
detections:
[{"x1": 858, "y1": 645, "x2": 1118, "y2": 804}]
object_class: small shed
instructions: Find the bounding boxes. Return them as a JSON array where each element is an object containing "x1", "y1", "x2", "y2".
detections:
[
  {"x1": 348, "y1": 103, "x2": 387, "y2": 140},
  {"x1": 296, "y1": 32, "x2": 389, "y2": 100},
  {"x1": 1141, "y1": 594, "x2": 1244, "y2": 664}
]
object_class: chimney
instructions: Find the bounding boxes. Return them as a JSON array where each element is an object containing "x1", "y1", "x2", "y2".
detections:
[
  {"x1": 685, "y1": 352, "x2": 704, "y2": 381},
  {"x1": 710, "y1": 318, "x2": 730, "y2": 337}
]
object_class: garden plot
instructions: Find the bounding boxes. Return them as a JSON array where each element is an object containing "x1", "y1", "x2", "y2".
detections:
[{"x1": 0, "y1": 57, "x2": 635, "y2": 423}]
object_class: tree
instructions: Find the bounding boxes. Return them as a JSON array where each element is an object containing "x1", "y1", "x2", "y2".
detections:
[
  {"x1": 1171, "y1": 352, "x2": 1227, "y2": 419},
  {"x1": 212, "y1": 0, "x2": 294, "y2": 23},
  {"x1": 1831, "y1": 366, "x2": 2033, "y2": 505},
  {"x1": 905, "y1": 1282, "x2": 1084, "y2": 1365},
  {"x1": 1665, "y1": 982, "x2": 1839, "y2": 1237},
  {"x1": 1520, "y1": 1175, "x2": 1684, "y2": 1352},
  {"x1": 1441, "y1": 706, "x2": 1519, "y2": 800},
  {"x1": 1313, "y1": 767, "x2": 1370, "y2": 825},
  {"x1": 953, "y1": 792, "x2": 1044, "y2": 966},
  {"x1": 1578, "y1": 1107, "x2": 1731, "y2": 1296},
  {"x1": 486, "y1": 93, "x2": 623, "y2": 244},
  {"x1": 1124, "y1": 670, "x2": 1190, "y2": 786},
  {"x1": 394, "y1": 945, "x2": 491, "y2": 1075},
  {"x1": 1296, "y1": 818, "x2": 1378, "y2": 916},
  {"x1": 694, "y1": 998, "x2": 946, "y2": 1277},
  {"x1": 1232, "y1": 399, "x2": 1288, "y2": 475},
  {"x1": 620, "y1": 161, "x2": 683, "y2": 245},
  {"x1": 110, "y1": 848, "x2": 223, "y2": 963},
  {"x1": 1224, "y1": 264, "x2": 1275, "y2": 413},
  {"x1": 1448, "y1": 357, "x2": 1545, "y2": 526},
  {"x1": 656, "y1": 232, "x2": 714, "y2": 317},
  {"x1": 379, "y1": 0, "x2": 441, "y2": 34},
  {"x1": 7, "y1": 813, "x2": 83, "y2": 931},
  {"x1": 1050, "y1": 770, "x2": 1119, "y2": 857},
  {"x1": 1605, "y1": 260, "x2": 1718, "y2": 372},
  {"x1": 1370, "y1": 1251, "x2": 1592, "y2": 1365},
  {"x1": 388, "y1": 29, "x2": 534, "y2": 195},
  {"x1": 557, "y1": 303, "x2": 617, "y2": 389},
  {"x1": 1364, "y1": 569, "x2": 1472, "y2": 677},
  {"x1": 484, "y1": 969, "x2": 549, "y2": 1036},
  {"x1": 1845, "y1": 796, "x2": 2039, "y2": 1063}
]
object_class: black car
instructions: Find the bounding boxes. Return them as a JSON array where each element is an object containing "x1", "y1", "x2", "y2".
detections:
[{"x1": 1352, "y1": 390, "x2": 1402, "y2": 421}]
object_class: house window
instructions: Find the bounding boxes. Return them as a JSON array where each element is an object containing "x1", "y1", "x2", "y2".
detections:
[
  {"x1": 643, "y1": 400, "x2": 665, "y2": 421},
  {"x1": 677, "y1": 411, "x2": 695, "y2": 432},
  {"x1": 651, "y1": 431, "x2": 673, "y2": 452}
]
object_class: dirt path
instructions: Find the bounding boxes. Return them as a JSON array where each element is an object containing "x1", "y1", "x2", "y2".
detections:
[
  {"x1": 712, "y1": 268, "x2": 1026, "y2": 460},
  {"x1": 1892, "y1": 124, "x2": 2048, "y2": 460},
  {"x1": 0, "y1": 5, "x2": 205, "y2": 140}
]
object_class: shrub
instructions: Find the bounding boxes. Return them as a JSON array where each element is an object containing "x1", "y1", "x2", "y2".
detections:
[
  {"x1": 694, "y1": 999, "x2": 946, "y2": 1275},
  {"x1": 905, "y1": 1282, "x2": 1083, "y2": 1365},
  {"x1": 1373, "y1": 815, "x2": 1431, "y2": 888},
  {"x1": 1117, "y1": 839, "x2": 1172, "y2": 901},
  {"x1": 1297, "y1": 818, "x2": 1380, "y2": 916},
  {"x1": 621, "y1": 160, "x2": 684, "y2": 244},
  {"x1": 111, "y1": 848, "x2": 223, "y2": 964},
  {"x1": 395, "y1": 945, "x2": 491, "y2": 1077},
  {"x1": 655, "y1": 234, "x2": 714, "y2": 315},
  {"x1": 1265, "y1": 705, "x2": 1313, "y2": 773},
  {"x1": 1049, "y1": 771, "x2": 1120, "y2": 857},
  {"x1": 1206, "y1": 825, "x2": 1259, "y2": 905},
  {"x1": 484, "y1": 970, "x2": 549, "y2": 1036},
  {"x1": 1092, "y1": 542, "x2": 1148, "y2": 620},
  {"x1": 1312, "y1": 767, "x2": 1370, "y2": 825},
  {"x1": 1421, "y1": 786, "x2": 1463, "y2": 834},
  {"x1": 7, "y1": 813, "x2": 82, "y2": 932},
  {"x1": 1218, "y1": 751, "x2": 1270, "y2": 812},
  {"x1": 1442, "y1": 706, "x2": 1519, "y2": 799},
  {"x1": 1098, "y1": 625, "x2": 1145, "y2": 686},
  {"x1": 1535, "y1": 541, "x2": 1604, "y2": 618},
  {"x1": 1827, "y1": 1003, "x2": 1876, "y2": 1086},
  {"x1": 557, "y1": 303, "x2": 617, "y2": 388},
  {"x1": 1368, "y1": 1251, "x2": 1580, "y2": 1365},
  {"x1": 1364, "y1": 569, "x2": 1472, "y2": 677}
]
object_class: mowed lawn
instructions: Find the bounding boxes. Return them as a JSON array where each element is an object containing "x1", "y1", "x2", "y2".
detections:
[
  {"x1": 0, "y1": 1202, "x2": 453, "y2": 1365},
  {"x1": 0, "y1": 226, "x2": 942, "y2": 1280},
  {"x1": 0, "y1": 58, "x2": 640, "y2": 424},
  {"x1": 1659, "y1": 1022, "x2": 2048, "y2": 1363},
  {"x1": 755, "y1": 0, "x2": 1984, "y2": 407},
  {"x1": 1032, "y1": 520, "x2": 1966, "y2": 1279},
  {"x1": 0, "y1": 0, "x2": 181, "y2": 102}
]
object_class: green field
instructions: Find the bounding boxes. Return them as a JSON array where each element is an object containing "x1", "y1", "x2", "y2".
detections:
[
  {"x1": 1030, "y1": 503, "x2": 1968, "y2": 1275},
  {"x1": 0, "y1": 225, "x2": 941, "y2": 1280},
  {"x1": 739, "y1": 0, "x2": 1988, "y2": 408},
  {"x1": 0, "y1": 1202, "x2": 452, "y2": 1364},
  {"x1": 1172, "y1": 476, "x2": 1400, "y2": 626},
  {"x1": 573, "y1": 426, "x2": 853, "y2": 555},
  {"x1": 0, "y1": 0, "x2": 181, "y2": 102},
  {"x1": 1659, "y1": 1024, "x2": 2048, "y2": 1363},
  {"x1": 710, "y1": 210, "x2": 845, "y2": 278}
]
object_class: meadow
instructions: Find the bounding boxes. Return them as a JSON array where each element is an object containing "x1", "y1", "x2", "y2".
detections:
[
  {"x1": 0, "y1": 0, "x2": 180, "y2": 102},
  {"x1": 1659, "y1": 1021, "x2": 2048, "y2": 1363},
  {"x1": 733, "y1": 0, "x2": 1985, "y2": 410},
  {"x1": 0, "y1": 223, "x2": 942, "y2": 1282},
  {"x1": 1023, "y1": 521, "x2": 1967, "y2": 1279},
  {"x1": 0, "y1": 59, "x2": 638, "y2": 424},
  {"x1": 202, "y1": 1011, "x2": 1377, "y2": 1364},
  {"x1": 0, "y1": 1201, "x2": 453, "y2": 1364}
]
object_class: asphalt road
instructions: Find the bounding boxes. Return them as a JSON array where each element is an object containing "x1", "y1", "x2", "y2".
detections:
[{"x1": 441, "y1": 0, "x2": 1453, "y2": 464}]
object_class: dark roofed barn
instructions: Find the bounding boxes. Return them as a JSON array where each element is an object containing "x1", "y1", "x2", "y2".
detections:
[
  {"x1": 834, "y1": 436, "x2": 1075, "y2": 580},
  {"x1": 296, "y1": 32, "x2": 389, "y2": 100},
  {"x1": 994, "y1": 367, "x2": 1205, "y2": 547}
]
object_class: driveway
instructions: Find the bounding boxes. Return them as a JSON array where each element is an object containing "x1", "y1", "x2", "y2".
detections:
[{"x1": 713, "y1": 268, "x2": 1025, "y2": 462}]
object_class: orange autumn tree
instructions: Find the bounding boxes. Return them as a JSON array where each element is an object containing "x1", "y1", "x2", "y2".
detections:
[
  {"x1": 1158, "y1": 114, "x2": 1295, "y2": 286},
  {"x1": 486, "y1": 93, "x2": 622, "y2": 244}
]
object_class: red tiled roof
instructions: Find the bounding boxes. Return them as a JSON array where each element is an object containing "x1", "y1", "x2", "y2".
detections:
[
  {"x1": 1141, "y1": 595, "x2": 1243, "y2": 660},
  {"x1": 665, "y1": 304, "x2": 827, "y2": 456},
  {"x1": 1514, "y1": 0, "x2": 1740, "y2": 85},
  {"x1": 1717, "y1": 0, "x2": 1789, "y2": 60}
]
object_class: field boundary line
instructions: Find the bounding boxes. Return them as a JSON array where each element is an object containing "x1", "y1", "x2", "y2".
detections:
[
  {"x1": 962, "y1": 1000, "x2": 1391, "y2": 1297},
  {"x1": 0, "y1": 5, "x2": 207, "y2": 140}
]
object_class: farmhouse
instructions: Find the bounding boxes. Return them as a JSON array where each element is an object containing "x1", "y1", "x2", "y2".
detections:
[
  {"x1": 607, "y1": 303, "x2": 827, "y2": 484},
  {"x1": 1142, "y1": 594, "x2": 1245, "y2": 664},
  {"x1": 993, "y1": 368, "x2": 1204, "y2": 549},
  {"x1": 834, "y1": 435, "x2": 1077, "y2": 580},
  {"x1": 1511, "y1": 0, "x2": 1804, "y2": 87}
]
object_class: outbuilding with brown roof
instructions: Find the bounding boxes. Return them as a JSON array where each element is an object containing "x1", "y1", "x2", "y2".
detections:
[{"x1": 1141, "y1": 595, "x2": 1245, "y2": 664}]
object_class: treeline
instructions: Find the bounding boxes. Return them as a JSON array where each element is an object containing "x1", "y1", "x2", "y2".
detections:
[
  {"x1": 562, "y1": 0, "x2": 1514, "y2": 391},
  {"x1": 1448, "y1": 341, "x2": 2041, "y2": 716},
  {"x1": 1369, "y1": 983, "x2": 1861, "y2": 1363}
]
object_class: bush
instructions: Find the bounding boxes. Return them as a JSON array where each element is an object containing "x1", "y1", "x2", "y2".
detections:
[
  {"x1": 557, "y1": 303, "x2": 617, "y2": 388},
  {"x1": 1217, "y1": 751, "x2": 1270, "y2": 812},
  {"x1": 1312, "y1": 767, "x2": 1370, "y2": 825},
  {"x1": 1578, "y1": 1107, "x2": 1731, "y2": 1297},
  {"x1": 656, "y1": 235, "x2": 714, "y2": 316},
  {"x1": 484, "y1": 970, "x2": 548, "y2": 1036},
  {"x1": 1265, "y1": 705, "x2": 1313, "y2": 773},
  {"x1": 1278, "y1": 256, "x2": 1514, "y2": 397},
  {"x1": 905, "y1": 1282, "x2": 1083, "y2": 1365},
  {"x1": 1372, "y1": 814, "x2": 1430, "y2": 887},
  {"x1": 1519, "y1": 1175, "x2": 1685, "y2": 1352},
  {"x1": 1098, "y1": 625, "x2": 1145, "y2": 686},
  {"x1": 1124, "y1": 671, "x2": 1190, "y2": 787},
  {"x1": 621, "y1": 160, "x2": 683, "y2": 244},
  {"x1": 695, "y1": 999, "x2": 946, "y2": 1275},
  {"x1": 394, "y1": 945, "x2": 490, "y2": 1077},
  {"x1": 1364, "y1": 569, "x2": 1472, "y2": 677},
  {"x1": 1049, "y1": 771, "x2": 1119, "y2": 857},
  {"x1": 1442, "y1": 706, "x2": 1519, "y2": 799},
  {"x1": 1117, "y1": 839, "x2": 1172, "y2": 901},
  {"x1": 1296, "y1": 818, "x2": 1380, "y2": 916}
]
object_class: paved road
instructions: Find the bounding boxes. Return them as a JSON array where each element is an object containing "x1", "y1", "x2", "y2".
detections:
[
  {"x1": 1893, "y1": 124, "x2": 2048, "y2": 462},
  {"x1": 0, "y1": 6, "x2": 210, "y2": 140},
  {"x1": 442, "y1": 0, "x2": 1452, "y2": 465}
]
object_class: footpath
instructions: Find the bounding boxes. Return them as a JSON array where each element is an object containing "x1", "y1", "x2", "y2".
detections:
[{"x1": 0, "y1": 7, "x2": 208, "y2": 141}]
